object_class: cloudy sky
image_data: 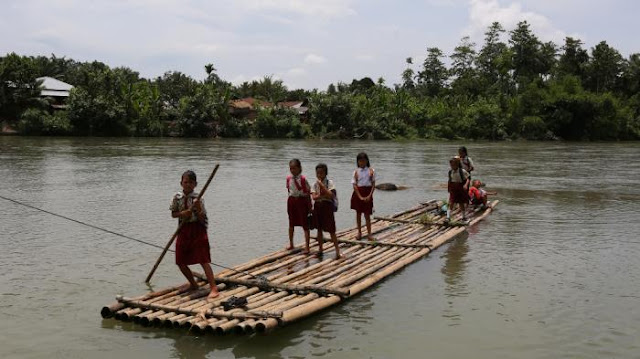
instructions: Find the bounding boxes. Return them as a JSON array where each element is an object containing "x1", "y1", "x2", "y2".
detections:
[{"x1": 1, "y1": 0, "x2": 637, "y2": 90}]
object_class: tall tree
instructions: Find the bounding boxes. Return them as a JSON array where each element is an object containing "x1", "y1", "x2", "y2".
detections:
[
  {"x1": 557, "y1": 37, "x2": 589, "y2": 80},
  {"x1": 477, "y1": 22, "x2": 512, "y2": 95},
  {"x1": 401, "y1": 57, "x2": 415, "y2": 90},
  {"x1": 587, "y1": 41, "x2": 624, "y2": 93},
  {"x1": 509, "y1": 21, "x2": 544, "y2": 86},
  {"x1": 450, "y1": 36, "x2": 479, "y2": 96},
  {"x1": 417, "y1": 47, "x2": 448, "y2": 97}
]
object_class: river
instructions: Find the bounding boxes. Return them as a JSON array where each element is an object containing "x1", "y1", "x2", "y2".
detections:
[{"x1": 1, "y1": 137, "x2": 638, "y2": 359}]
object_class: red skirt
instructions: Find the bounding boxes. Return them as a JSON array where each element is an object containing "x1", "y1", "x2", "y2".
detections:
[
  {"x1": 175, "y1": 222, "x2": 211, "y2": 266},
  {"x1": 288, "y1": 196, "x2": 312, "y2": 229},
  {"x1": 313, "y1": 200, "x2": 336, "y2": 233},
  {"x1": 351, "y1": 186, "x2": 374, "y2": 215},
  {"x1": 448, "y1": 182, "x2": 469, "y2": 205}
]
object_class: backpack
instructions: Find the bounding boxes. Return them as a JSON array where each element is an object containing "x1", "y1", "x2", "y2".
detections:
[
  {"x1": 286, "y1": 175, "x2": 310, "y2": 194},
  {"x1": 448, "y1": 167, "x2": 466, "y2": 183}
]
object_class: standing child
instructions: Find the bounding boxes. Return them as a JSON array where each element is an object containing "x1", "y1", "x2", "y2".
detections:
[
  {"x1": 286, "y1": 159, "x2": 312, "y2": 254},
  {"x1": 351, "y1": 152, "x2": 376, "y2": 241},
  {"x1": 169, "y1": 170, "x2": 219, "y2": 299},
  {"x1": 447, "y1": 156, "x2": 470, "y2": 222},
  {"x1": 458, "y1": 146, "x2": 474, "y2": 177},
  {"x1": 311, "y1": 163, "x2": 341, "y2": 258}
]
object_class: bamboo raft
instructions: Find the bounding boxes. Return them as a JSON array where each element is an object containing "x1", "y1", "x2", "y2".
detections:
[{"x1": 101, "y1": 200, "x2": 498, "y2": 335}]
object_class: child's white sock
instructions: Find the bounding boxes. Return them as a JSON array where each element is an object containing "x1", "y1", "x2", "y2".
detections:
[{"x1": 446, "y1": 209, "x2": 451, "y2": 219}]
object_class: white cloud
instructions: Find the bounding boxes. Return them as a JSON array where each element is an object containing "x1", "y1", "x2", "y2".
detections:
[
  {"x1": 236, "y1": 0, "x2": 357, "y2": 17},
  {"x1": 304, "y1": 54, "x2": 327, "y2": 65},
  {"x1": 286, "y1": 67, "x2": 307, "y2": 77},
  {"x1": 465, "y1": 0, "x2": 568, "y2": 43},
  {"x1": 355, "y1": 54, "x2": 375, "y2": 62}
]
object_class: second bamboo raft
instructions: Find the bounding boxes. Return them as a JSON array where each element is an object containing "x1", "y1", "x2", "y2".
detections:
[{"x1": 101, "y1": 200, "x2": 498, "y2": 335}]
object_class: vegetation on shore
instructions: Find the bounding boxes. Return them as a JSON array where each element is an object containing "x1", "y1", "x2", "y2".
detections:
[{"x1": 1, "y1": 21, "x2": 639, "y2": 140}]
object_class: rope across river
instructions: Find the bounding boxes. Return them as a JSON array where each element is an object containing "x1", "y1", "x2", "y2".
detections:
[{"x1": 0, "y1": 193, "x2": 267, "y2": 282}]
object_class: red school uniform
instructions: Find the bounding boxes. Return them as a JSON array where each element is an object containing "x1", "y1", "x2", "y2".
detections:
[
  {"x1": 169, "y1": 192, "x2": 211, "y2": 266},
  {"x1": 350, "y1": 167, "x2": 375, "y2": 215},
  {"x1": 312, "y1": 178, "x2": 337, "y2": 233},
  {"x1": 287, "y1": 174, "x2": 312, "y2": 229},
  {"x1": 448, "y1": 167, "x2": 470, "y2": 205}
]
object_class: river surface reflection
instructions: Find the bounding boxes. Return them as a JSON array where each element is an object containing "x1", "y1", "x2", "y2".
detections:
[{"x1": 1, "y1": 137, "x2": 639, "y2": 358}]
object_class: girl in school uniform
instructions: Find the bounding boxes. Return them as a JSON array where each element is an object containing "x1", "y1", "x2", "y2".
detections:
[
  {"x1": 311, "y1": 163, "x2": 341, "y2": 258},
  {"x1": 458, "y1": 146, "x2": 474, "y2": 177},
  {"x1": 170, "y1": 170, "x2": 219, "y2": 299},
  {"x1": 286, "y1": 159, "x2": 312, "y2": 254},
  {"x1": 351, "y1": 152, "x2": 376, "y2": 241},
  {"x1": 447, "y1": 156, "x2": 471, "y2": 222}
]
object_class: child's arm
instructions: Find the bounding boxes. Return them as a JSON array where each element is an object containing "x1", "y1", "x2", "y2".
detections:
[{"x1": 365, "y1": 169, "x2": 375, "y2": 201}]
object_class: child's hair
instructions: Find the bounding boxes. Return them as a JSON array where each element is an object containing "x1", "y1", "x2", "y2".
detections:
[
  {"x1": 450, "y1": 156, "x2": 461, "y2": 165},
  {"x1": 182, "y1": 170, "x2": 197, "y2": 182},
  {"x1": 316, "y1": 163, "x2": 328, "y2": 175},
  {"x1": 289, "y1": 158, "x2": 301, "y2": 168},
  {"x1": 356, "y1": 152, "x2": 370, "y2": 168},
  {"x1": 458, "y1": 146, "x2": 468, "y2": 156},
  {"x1": 472, "y1": 179, "x2": 482, "y2": 187}
]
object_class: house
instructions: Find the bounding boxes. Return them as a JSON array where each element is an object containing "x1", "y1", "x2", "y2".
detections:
[
  {"x1": 277, "y1": 100, "x2": 309, "y2": 121},
  {"x1": 228, "y1": 97, "x2": 273, "y2": 120},
  {"x1": 37, "y1": 76, "x2": 73, "y2": 109}
]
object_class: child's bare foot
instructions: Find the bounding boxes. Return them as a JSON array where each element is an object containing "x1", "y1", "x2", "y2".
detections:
[
  {"x1": 286, "y1": 244, "x2": 294, "y2": 250},
  {"x1": 302, "y1": 247, "x2": 310, "y2": 255},
  {"x1": 367, "y1": 235, "x2": 375, "y2": 241},
  {"x1": 355, "y1": 233, "x2": 362, "y2": 240},
  {"x1": 317, "y1": 251, "x2": 324, "y2": 258},
  {"x1": 208, "y1": 289, "x2": 219, "y2": 299}
]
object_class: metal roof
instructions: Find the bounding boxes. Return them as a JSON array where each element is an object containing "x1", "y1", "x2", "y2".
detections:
[{"x1": 36, "y1": 77, "x2": 73, "y2": 96}]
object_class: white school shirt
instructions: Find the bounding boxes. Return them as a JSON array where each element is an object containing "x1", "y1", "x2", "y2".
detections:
[
  {"x1": 311, "y1": 178, "x2": 336, "y2": 202},
  {"x1": 460, "y1": 156, "x2": 474, "y2": 172},
  {"x1": 169, "y1": 191, "x2": 208, "y2": 226},
  {"x1": 351, "y1": 167, "x2": 376, "y2": 187},
  {"x1": 287, "y1": 175, "x2": 311, "y2": 197},
  {"x1": 448, "y1": 168, "x2": 469, "y2": 183}
]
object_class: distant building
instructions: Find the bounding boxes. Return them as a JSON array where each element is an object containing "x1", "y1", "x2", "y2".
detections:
[
  {"x1": 229, "y1": 97, "x2": 273, "y2": 120},
  {"x1": 277, "y1": 100, "x2": 309, "y2": 121},
  {"x1": 37, "y1": 77, "x2": 73, "y2": 109}
]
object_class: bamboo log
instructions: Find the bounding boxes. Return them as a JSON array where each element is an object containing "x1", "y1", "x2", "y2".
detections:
[{"x1": 205, "y1": 275, "x2": 350, "y2": 297}]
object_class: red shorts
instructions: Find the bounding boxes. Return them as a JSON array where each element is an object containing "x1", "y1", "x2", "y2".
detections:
[
  {"x1": 313, "y1": 200, "x2": 336, "y2": 233},
  {"x1": 175, "y1": 222, "x2": 211, "y2": 266},
  {"x1": 351, "y1": 186, "x2": 374, "y2": 215},
  {"x1": 448, "y1": 182, "x2": 469, "y2": 205},
  {"x1": 288, "y1": 196, "x2": 312, "y2": 229}
]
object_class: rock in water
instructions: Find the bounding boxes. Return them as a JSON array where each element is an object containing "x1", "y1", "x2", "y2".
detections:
[{"x1": 376, "y1": 183, "x2": 399, "y2": 191}]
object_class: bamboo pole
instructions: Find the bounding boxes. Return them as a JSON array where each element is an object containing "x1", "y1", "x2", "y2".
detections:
[{"x1": 145, "y1": 164, "x2": 220, "y2": 283}]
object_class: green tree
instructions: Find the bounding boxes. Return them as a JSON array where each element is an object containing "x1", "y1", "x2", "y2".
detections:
[
  {"x1": 586, "y1": 41, "x2": 625, "y2": 93},
  {"x1": 417, "y1": 47, "x2": 448, "y2": 97}
]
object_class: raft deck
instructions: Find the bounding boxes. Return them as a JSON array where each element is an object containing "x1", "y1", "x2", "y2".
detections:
[{"x1": 101, "y1": 200, "x2": 498, "y2": 335}]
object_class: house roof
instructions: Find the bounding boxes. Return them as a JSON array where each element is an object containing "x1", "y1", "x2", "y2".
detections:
[
  {"x1": 229, "y1": 97, "x2": 273, "y2": 109},
  {"x1": 36, "y1": 77, "x2": 73, "y2": 97}
]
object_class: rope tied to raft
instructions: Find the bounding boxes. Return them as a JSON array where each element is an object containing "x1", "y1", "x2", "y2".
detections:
[
  {"x1": 0, "y1": 194, "x2": 266, "y2": 281},
  {"x1": 222, "y1": 296, "x2": 248, "y2": 311}
]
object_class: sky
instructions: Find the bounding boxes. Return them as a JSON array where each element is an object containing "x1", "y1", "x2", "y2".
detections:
[{"x1": 1, "y1": 0, "x2": 638, "y2": 90}]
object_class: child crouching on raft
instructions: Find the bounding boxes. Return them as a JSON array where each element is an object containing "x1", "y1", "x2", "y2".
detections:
[
  {"x1": 286, "y1": 159, "x2": 312, "y2": 254},
  {"x1": 469, "y1": 179, "x2": 497, "y2": 209},
  {"x1": 169, "y1": 170, "x2": 219, "y2": 299},
  {"x1": 311, "y1": 163, "x2": 341, "y2": 258},
  {"x1": 447, "y1": 156, "x2": 470, "y2": 222}
]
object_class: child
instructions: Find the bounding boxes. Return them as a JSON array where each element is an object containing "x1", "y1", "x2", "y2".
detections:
[
  {"x1": 311, "y1": 163, "x2": 341, "y2": 258},
  {"x1": 286, "y1": 159, "x2": 312, "y2": 254},
  {"x1": 447, "y1": 156, "x2": 470, "y2": 222},
  {"x1": 351, "y1": 152, "x2": 376, "y2": 241},
  {"x1": 468, "y1": 179, "x2": 497, "y2": 209},
  {"x1": 458, "y1": 146, "x2": 474, "y2": 176},
  {"x1": 169, "y1": 170, "x2": 219, "y2": 299}
]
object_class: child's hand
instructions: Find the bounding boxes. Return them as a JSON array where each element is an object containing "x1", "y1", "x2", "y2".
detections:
[{"x1": 192, "y1": 200, "x2": 202, "y2": 212}]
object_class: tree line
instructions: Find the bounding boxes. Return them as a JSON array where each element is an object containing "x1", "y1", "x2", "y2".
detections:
[{"x1": 1, "y1": 21, "x2": 639, "y2": 140}]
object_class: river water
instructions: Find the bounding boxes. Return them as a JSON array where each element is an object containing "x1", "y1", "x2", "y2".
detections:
[{"x1": 1, "y1": 137, "x2": 638, "y2": 359}]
